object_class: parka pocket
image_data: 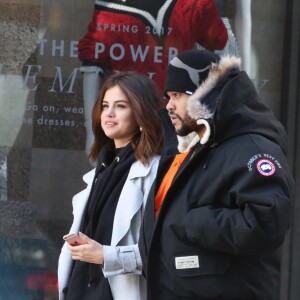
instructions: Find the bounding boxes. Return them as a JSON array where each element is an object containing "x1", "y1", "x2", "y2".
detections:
[{"x1": 172, "y1": 249, "x2": 230, "y2": 277}]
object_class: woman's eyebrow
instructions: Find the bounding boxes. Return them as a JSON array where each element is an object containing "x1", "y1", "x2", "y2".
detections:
[{"x1": 102, "y1": 99, "x2": 128, "y2": 103}]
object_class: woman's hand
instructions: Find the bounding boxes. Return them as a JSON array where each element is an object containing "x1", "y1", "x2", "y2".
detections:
[{"x1": 67, "y1": 232, "x2": 104, "y2": 265}]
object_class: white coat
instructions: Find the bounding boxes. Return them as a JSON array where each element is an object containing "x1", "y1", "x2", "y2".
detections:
[{"x1": 58, "y1": 156, "x2": 159, "y2": 300}]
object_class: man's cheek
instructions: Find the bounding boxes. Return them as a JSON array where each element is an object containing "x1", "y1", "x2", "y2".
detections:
[{"x1": 183, "y1": 115, "x2": 197, "y2": 127}]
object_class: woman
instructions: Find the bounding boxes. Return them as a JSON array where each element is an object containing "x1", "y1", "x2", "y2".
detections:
[{"x1": 58, "y1": 71, "x2": 164, "y2": 300}]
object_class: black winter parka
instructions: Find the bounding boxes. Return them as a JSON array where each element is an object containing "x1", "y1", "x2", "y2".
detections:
[{"x1": 139, "y1": 56, "x2": 294, "y2": 300}]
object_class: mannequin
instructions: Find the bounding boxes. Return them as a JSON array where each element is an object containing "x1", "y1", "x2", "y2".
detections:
[{"x1": 78, "y1": 0, "x2": 228, "y2": 158}]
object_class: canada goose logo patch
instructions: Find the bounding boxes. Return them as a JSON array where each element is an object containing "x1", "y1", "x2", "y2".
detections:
[
  {"x1": 256, "y1": 159, "x2": 276, "y2": 176},
  {"x1": 247, "y1": 154, "x2": 282, "y2": 172}
]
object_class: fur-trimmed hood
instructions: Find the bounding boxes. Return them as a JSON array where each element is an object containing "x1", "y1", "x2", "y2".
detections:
[
  {"x1": 188, "y1": 55, "x2": 241, "y2": 122},
  {"x1": 178, "y1": 55, "x2": 288, "y2": 155}
]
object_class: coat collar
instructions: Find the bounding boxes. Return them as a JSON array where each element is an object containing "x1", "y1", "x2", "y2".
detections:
[
  {"x1": 82, "y1": 168, "x2": 96, "y2": 184},
  {"x1": 127, "y1": 155, "x2": 159, "y2": 180},
  {"x1": 111, "y1": 156, "x2": 159, "y2": 246},
  {"x1": 83, "y1": 155, "x2": 159, "y2": 184}
]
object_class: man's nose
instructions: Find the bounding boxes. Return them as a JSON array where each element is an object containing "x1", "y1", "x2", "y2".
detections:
[{"x1": 166, "y1": 98, "x2": 175, "y2": 111}]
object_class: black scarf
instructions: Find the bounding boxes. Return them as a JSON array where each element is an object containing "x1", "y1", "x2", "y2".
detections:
[
  {"x1": 65, "y1": 142, "x2": 136, "y2": 300},
  {"x1": 83, "y1": 142, "x2": 136, "y2": 241}
]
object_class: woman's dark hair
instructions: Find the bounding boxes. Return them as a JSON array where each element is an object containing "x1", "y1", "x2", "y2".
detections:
[{"x1": 89, "y1": 71, "x2": 164, "y2": 165}]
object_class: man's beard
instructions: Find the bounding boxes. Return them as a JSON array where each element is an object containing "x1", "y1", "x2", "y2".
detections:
[
  {"x1": 177, "y1": 122, "x2": 193, "y2": 136},
  {"x1": 170, "y1": 111, "x2": 199, "y2": 136}
]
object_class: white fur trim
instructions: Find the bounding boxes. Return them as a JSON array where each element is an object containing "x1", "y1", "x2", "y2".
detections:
[
  {"x1": 188, "y1": 102, "x2": 214, "y2": 121},
  {"x1": 177, "y1": 132, "x2": 200, "y2": 153},
  {"x1": 196, "y1": 119, "x2": 211, "y2": 144}
]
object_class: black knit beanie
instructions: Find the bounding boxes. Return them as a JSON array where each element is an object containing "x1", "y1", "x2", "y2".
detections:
[{"x1": 164, "y1": 50, "x2": 220, "y2": 97}]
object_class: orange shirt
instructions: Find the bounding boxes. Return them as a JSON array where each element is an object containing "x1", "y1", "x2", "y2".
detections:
[{"x1": 154, "y1": 151, "x2": 190, "y2": 219}]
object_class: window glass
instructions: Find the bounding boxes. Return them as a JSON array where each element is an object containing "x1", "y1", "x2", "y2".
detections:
[{"x1": 0, "y1": 0, "x2": 293, "y2": 298}]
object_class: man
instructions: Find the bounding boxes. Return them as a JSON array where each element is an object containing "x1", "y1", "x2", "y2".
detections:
[{"x1": 139, "y1": 50, "x2": 294, "y2": 300}]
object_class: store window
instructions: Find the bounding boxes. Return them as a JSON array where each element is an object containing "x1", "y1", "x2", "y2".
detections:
[{"x1": 0, "y1": 0, "x2": 299, "y2": 299}]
